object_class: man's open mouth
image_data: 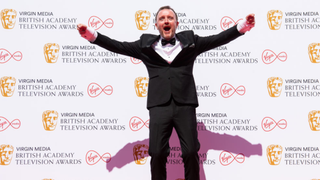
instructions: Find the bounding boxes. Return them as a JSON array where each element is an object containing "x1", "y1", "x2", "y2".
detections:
[{"x1": 164, "y1": 26, "x2": 171, "y2": 31}]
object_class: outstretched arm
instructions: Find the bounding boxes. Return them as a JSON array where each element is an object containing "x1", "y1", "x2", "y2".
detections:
[
  {"x1": 76, "y1": 23, "x2": 142, "y2": 59},
  {"x1": 194, "y1": 14, "x2": 255, "y2": 54}
]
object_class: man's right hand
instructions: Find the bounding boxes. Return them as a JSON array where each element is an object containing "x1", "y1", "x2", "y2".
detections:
[
  {"x1": 77, "y1": 24, "x2": 87, "y2": 35},
  {"x1": 77, "y1": 24, "x2": 97, "y2": 42}
]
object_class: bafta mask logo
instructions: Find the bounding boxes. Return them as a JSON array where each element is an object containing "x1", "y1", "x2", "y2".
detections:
[
  {"x1": 134, "y1": 77, "x2": 149, "y2": 97},
  {"x1": 0, "y1": 144, "x2": 14, "y2": 165},
  {"x1": 308, "y1": 43, "x2": 320, "y2": 63},
  {"x1": 42, "y1": 110, "x2": 58, "y2": 131},
  {"x1": 1, "y1": 9, "x2": 17, "y2": 29},
  {"x1": 267, "y1": 77, "x2": 283, "y2": 97},
  {"x1": 308, "y1": 110, "x2": 320, "y2": 131},
  {"x1": 267, "y1": 10, "x2": 283, "y2": 30},
  {"x1": 135, "y1": 10, "x2": 151, "y2": 30},
  {"x1": 133, "y1": 144, "x2": 149, "y2": 165},
  {"x1": 44, "y1": 43, "x2": 60, "y2": 63},
  {"x1": 0, "y1": 76, "x2": 16, "y2": 97},
  {"x1": 266, "y1": 144, "x2": 283, "y2": 165}
]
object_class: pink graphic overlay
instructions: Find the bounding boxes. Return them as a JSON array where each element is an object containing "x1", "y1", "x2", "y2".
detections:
[
  {"x1": 0, "y1": 116, "x2": 21, "y2": 132},
  {"x1": 105, "y1": 123, "x2": 263, "y2": 178},
  {"x1": 261, "y1": 117, "x2": 287, "y2": 132},
  {"x1": 130, "y1": 57, "x2": 142, "y2": 64},
  {"x1": 219, "y1": 151, "x2": 245, "y2": 166},
  {"x1": 87, "y1": 83, "x2": 113, "y2": 98},
  {"x1": 0, "y1": 49, "x2": 23, "y2": 64},
  {"x1": 220, "y1": 16, "x2": 243, "y2": 30},
  {"x1": 129, "y1": 116, "x2": 149, "y2": 131},
  {"x1": 220, "y1": 83, "x2": 246, "y2": 98},
  {"x1": 88, "y1": 16, "x2": 114, "y2": 30},
  {"x1": 85, "y1": 150, "x2": 111, "y2": 165},
  {"x1": 262, "y1": 49, "x2": 287, "y2": 64}
]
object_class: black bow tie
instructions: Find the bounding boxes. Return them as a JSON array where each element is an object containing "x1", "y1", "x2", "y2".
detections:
[{"x1": 161, "y1": 38, "x2": 176, "y2": 46}]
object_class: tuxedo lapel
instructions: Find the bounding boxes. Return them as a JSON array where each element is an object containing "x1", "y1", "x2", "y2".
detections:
[
  {"x1": 176, "y1": 31, "x2": 195, "y2": 48},
  {"x1": 140, "y1": 34, "x2": 170, "y2": 65},
  {"x1": 140, "y1": 34, "x2": 159, "y2": 48},
  {"x1": 170, "y1": 31, "x2": 196, "y2": 65}
]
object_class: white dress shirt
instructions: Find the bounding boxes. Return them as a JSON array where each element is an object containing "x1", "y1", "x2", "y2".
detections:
[{"x1": 152, "y1": 36, "x2": 182, "y2": 64}]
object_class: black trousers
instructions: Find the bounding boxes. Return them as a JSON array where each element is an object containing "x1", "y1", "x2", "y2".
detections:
[{"x1": 148, "y1": 99, "x2": 200, "y2": 180}]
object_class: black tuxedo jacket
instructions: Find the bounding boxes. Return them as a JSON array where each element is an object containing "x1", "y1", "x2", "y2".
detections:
[{"x1": 93, "y1": 26, "x2": 243, "y2": 109}]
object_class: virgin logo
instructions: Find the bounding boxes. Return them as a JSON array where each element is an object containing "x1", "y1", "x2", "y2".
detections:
[
  {"x1": 88, "y1": 16, "x2": 114, "y2": 30},
  {"x1": 87, "y1": 83, "x2": 113, "y2": 98},
  {"x1": 221, "y1": 153, "x2": 231, "y2": 163},
  {"x1": 85, "y1": 150, "x2": 111, "y2": 165},
  {"x1": 262, "y1": 49, "x2": 287, "y2": 64},
  {"x1": 129, "y1": 116, "x2": 149, "y2": 131},
  {"x1": 130, "y1": 57, "x2": 142, "y2": 64},
  {"x1": 0, "y1": 116, "x2": 21, "y2": 132},
  {"x1": 219, "y1": 151, "x2": 245, "y2": 166},
  {"x1": 220, "y1": 83, "x2": 246, "y2": 98},
  {"x1": 0, "y1": 49, "x2": 23, "y2": 64},
  {"x1": 220, "y1": 16, "x2": 243, "y2": 30},
  {"x1": 261, "y1": 117, "x2": 287, "y2": 132}
]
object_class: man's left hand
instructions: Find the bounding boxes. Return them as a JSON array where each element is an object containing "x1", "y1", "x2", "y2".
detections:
[
  {"x1": 246, "y1": 14, "x2": 255, "y2": 25},
  {"x1": 238, "y1": 14, "x2": 255, "y2": 34}
]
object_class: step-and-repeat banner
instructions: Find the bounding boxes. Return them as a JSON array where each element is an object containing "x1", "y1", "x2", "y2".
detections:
[{"x1": 1, "y1": 0, "x2": 320, "y2": 179}]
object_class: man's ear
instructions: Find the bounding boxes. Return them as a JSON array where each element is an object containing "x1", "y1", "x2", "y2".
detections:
[{"x1": 155, "y1": 23, "x2": 159, "y2": 30}]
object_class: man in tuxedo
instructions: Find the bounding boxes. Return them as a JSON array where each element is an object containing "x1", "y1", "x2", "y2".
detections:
[{"x1": 78, "y1": 5, "x2": 255, "y2": 180}]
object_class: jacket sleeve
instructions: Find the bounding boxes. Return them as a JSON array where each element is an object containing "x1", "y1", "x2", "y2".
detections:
[
  {"x1": 195, "y1": 25, "x2": 243, "y2": 53},
  {"x1": 91, "y1": 32, "x2": 142, "y2": 59}
]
